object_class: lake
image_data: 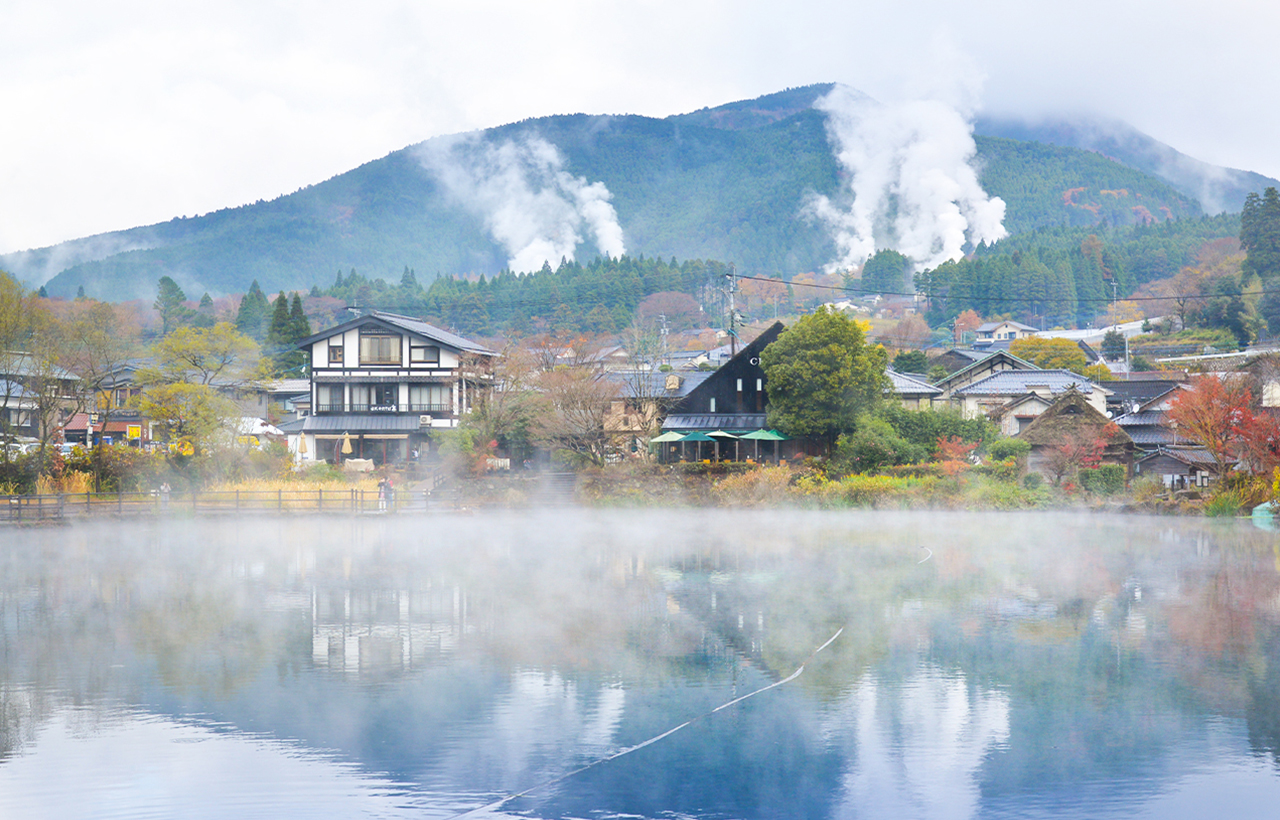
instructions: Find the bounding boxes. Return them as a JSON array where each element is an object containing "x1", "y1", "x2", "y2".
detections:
[{"x1": 1, "y1": 510, "x2": 1279, "y2": 819}]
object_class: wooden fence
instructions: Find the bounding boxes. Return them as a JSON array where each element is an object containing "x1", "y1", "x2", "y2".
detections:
[{"x1": 4, "y1": 471, "x2": 451, "y2": 523}]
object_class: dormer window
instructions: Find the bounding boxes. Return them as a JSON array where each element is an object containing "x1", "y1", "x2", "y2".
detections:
[
  {"x1": 360, "y1": 333, "x2": 400, "y2": 365},
  {"x1": 328, "y1": 339, "x2": 344, "y2": 364}
]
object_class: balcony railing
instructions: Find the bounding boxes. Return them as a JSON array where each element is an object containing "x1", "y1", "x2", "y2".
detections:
[{"x1": 315, "y1": 402, "x2": 454, "y2": 415}]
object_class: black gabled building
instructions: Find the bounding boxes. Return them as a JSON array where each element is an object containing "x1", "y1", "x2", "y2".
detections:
[{"x1": 662, "y1": 322, "x2": 783, "y2": 432}]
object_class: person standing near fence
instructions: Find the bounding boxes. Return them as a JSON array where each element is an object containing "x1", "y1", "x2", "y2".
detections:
[
  {"x1": 160, "y1": 482, "x2": 171, "y2": 509},
  {"x1": 377, "y1": 477, "x2": 388, "y2": 512}
]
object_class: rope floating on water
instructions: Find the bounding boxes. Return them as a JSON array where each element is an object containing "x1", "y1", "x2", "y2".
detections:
[{"x1": 451, "y1": 626, "x2": 845, "y2": 818}]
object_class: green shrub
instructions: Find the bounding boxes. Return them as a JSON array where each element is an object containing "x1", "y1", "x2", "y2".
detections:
[
  {"x1": 1022, "y1": 472, "x2": 1043, "y2": 490},
  {"x1": 1078, "y1": 464, "x2": 1125, "y2": 495},
  {"x1": 1205, "y1": 490, "x2": 1244, "y2": 517},
  {"x1": 831, "y1": 420, "x2": 926, "y2": 476},
  {"x1": 988, "y1": 437, "x2": 1031, "y2": 462}
]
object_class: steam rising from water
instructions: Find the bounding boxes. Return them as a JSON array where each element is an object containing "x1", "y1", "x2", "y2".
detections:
[
  {"x1": 417, "y1": 135, "x2": 626, "y2": 273},
  {"x1": 808, "y1": 85, "x2": 1008, "y2": 273}
]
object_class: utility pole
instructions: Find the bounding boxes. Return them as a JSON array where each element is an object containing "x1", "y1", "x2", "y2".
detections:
[
  {"x1": 725, "y1": 264, "x2": 739, "y2": 357},
  {"x1": 658, "y1": 313, "x2": 669, "y2": 369}
]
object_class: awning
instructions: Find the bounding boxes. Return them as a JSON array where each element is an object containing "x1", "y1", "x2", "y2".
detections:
[{"x1": 302, "y1": 414, "x2": 424, "y2": 432}]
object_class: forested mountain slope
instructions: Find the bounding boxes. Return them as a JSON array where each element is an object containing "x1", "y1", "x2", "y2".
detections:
[{"x1": 2, "y1": 86, "x2": 1264, "y2": 301}]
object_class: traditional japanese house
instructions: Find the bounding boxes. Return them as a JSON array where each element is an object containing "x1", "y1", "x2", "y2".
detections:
[{"x1": 292, "y1": 311, "x2": 494, "y2": 466}]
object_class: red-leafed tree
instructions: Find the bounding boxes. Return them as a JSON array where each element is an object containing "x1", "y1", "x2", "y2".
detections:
[
  {"x1": 1167, "y1": 375, "x2": 1254, "y2": 477},
  {"x1": 1234, "y1": 411, "x2": 1280, "y2": 475},
  {"x1": 1043, "y1": 422, "x2": 1119, "y2": 485},
  {"x1": 934, "y1": 435, "x2": 978, "y2": 477}
]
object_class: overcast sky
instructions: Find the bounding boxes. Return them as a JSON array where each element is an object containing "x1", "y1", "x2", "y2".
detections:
[{"x1": 2, "y1": 0, "x2": 1278, "y2": 255}]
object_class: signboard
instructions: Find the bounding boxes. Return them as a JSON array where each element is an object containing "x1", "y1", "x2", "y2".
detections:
[{"x1": 126, "y1": 424, "x2": 142, "y2": 440}]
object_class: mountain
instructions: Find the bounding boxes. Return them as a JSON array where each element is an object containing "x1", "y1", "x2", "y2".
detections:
[
  {"x1": 2, "y1": 85, "x2": 1269, "y2": 301},
  {"x1": 973, "y1": 114, "x2": 1275, "y2": 215}
]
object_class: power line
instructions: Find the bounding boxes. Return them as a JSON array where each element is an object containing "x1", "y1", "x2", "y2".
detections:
[{"x1": 735, "y1": 272, "x2": 1271, "y2": 306}]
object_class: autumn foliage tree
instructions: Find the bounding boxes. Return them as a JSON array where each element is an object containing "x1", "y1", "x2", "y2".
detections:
[
  {"x1": 1009, "y1": 337, "x2": 1090, "y2": 374},
  {"x1": 1166, "y1": 376, "x2": 1254, "y2": 477},
  {"x1": 1043, "y1": 422, "x2": 1119, "y2": 485}
]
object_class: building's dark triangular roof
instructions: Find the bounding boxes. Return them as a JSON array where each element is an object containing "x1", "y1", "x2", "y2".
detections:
[{"x1": 297, "y1": 311, "x2": 494, "y2": 355}]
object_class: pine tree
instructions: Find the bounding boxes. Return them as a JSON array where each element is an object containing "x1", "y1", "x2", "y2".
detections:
[
  {"x1": 289, "y1": 293, "x2": 311, "y2": 341},
  {"x1": 193, "y1": 292, "x2": 216, "y2": 328},
  {"x1": 154, "y1": 276, "x2": 191, "y2": 335},
  {"x1": 1242, "y1": 187, "x2": 1280, "y2": 281},
  {"x1": 235, "y1": 281, "x2": 270, "y2": 341},
  {"x1": 264, "y1": 292, "x2": 292, "y2": 373}
]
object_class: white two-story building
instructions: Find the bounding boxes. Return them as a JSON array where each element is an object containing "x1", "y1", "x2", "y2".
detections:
[{"x1": 290, "y1": 311, "x2": 494, "y2": 466}]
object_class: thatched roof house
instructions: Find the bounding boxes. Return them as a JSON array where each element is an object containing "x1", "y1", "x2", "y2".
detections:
[{"x1": 1016, "y1": 389, "x2": 1136, "y2": 479}]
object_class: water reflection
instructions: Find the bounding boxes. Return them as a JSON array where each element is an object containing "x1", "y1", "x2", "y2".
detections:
[{"x1": 1, "y1": 512, "x2": 1279, "y2": 818}]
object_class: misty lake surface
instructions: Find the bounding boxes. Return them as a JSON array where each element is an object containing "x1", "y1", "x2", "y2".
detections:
[{"x1": 3, "y1": 510, "x2": 1280, "y2": 819}]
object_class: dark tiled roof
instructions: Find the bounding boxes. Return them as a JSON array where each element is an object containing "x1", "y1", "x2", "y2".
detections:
[
  {"x1": 1138, "y1": 447, "x2": 1223, "y2": 468},
  {"x1": 301, "y1": 414, "x2": 424, "y2": 432},
  {"x1": 663, "y1": 413, "x2": 768, "y2": 432},
  {"x1": 606, "y1": 371, "x2": 713, "y2": 400},
  {"x1": 887, "y1": 369, "x2": 942, "y2": 396},
  {"x1": 954, "y1": 369, "x2": 1097, "y2": 396},
  {"x1": 1115, "y1": 411, "x2": 1166, "y2": 426},
  {"x1": 296, "y1": 311, "x2": 494, "y2": 355},
  {"x1": 1125, "y1": 429, "x2": 1181, "y2": 446}
]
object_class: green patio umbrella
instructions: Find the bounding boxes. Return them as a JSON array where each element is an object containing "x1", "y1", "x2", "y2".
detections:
[
  {"x1": 741, "y1": 428, "x2": 786, "y2": 462},
  {"x1": 649, "y1": 430, "x2": 685, "y2": 463},
  {"x1": 679, "y1": 430, "x2": 715, "y2": 461}
]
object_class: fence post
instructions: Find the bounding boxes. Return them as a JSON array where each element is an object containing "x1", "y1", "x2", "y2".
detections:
[
  {"x1": 118, "y1": 488, "x2": 122, "y2": 514},
  {"x1": 278, "y1": 488, "x2": 283, "y2": 512},
  {"x1": 86, "y1": 490, "x2": 91, "y2": 515},
  {"x1": 192, "y1": 489, "x2": 197, "y2": 514},
  {"x1": 318, "y1": 489, "x2": 322, "y2": 511},
  {"x1": 58, "y1": 494, "x2": 65, "y2": 520},
  {"x1": 235, "y1": 490, "x2": 240, "y2": 512}
]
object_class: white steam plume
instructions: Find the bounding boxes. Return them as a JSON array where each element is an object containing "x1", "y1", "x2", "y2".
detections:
[
  {"x1": 807, "y1": 85, "x2": 1007, "y2": 274},
  {"x1": 417, "y1": 135, "x2": 625, "y2": 273}
]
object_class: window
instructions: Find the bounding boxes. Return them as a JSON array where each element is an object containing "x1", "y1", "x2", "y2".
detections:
[
  {"x1": 328, "y1": 339, "x2": 344, "y2": 364},
  {"x1": 410, "y1": 344, "x2": 440, "y2": 365},
  {"x1": 710, "y1": 397, "x2": 717, "y2": 412},
  {"x1": 351, "y1": 384, "x2": 398, "y2": 411},
  {"x1": 409, "y1": 384, "x2": 450, "y2": 412},
  {"x1": 316, "y1": 385, "x2": 342, "y2": 412},
  {"x1": 359, "y1": 334, "x2": 400, "y2": 365}
]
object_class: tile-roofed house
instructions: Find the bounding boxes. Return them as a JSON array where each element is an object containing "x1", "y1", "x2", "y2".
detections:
[
  {"x1": 974, "y1": 320, "x2": 1038, "y2": 348},
  {"x1": 1112, "y1": 384, "x2": 1189, "y2": 453},
  {"x1": 1103, "y1": 380, "x2": 1182, "y2": 417},
  {"x1": 950, "y1": 369, "x2": 1111, "y2": 418},
  {"x1": 933, "y1": 350, "x2": 1040, "y2": 399},
  {"x1": 603, "y1": 370, "x2": 713, "y2": 445},
  {"x1": 1134, "y1": 446, "x2": 1224, "y2": 489},
  {"x1": 886, "y1": 369, "x2": 942, "y2": 411},
  {"x1": 291, "y1": 310, "x2": 495, "y2": 466}
]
